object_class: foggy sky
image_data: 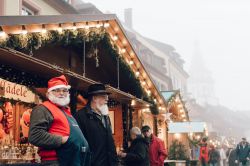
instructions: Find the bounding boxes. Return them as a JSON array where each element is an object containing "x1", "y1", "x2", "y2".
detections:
[{"x1": 87, "y1": 0, "x2": 250, "y2": 111}]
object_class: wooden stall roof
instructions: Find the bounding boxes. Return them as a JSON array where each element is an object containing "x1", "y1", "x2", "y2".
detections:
[{"x1": 0, "y1": 14, "x2": 168, "y2": 110}]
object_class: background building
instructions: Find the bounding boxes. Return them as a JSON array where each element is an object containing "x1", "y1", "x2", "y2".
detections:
[{"x1": 0, "y1": 0, "x2": 78, "y2": 16}]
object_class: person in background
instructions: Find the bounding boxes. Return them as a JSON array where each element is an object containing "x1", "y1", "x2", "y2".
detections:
[
  {"x1": 141, "y1": 125, "x2": 167, "y2": 166},
  {"x1": 118, "y1": 127, "x2": 149, "y2": 166},
  {"x1": 199, "y1": 137, "x2": 209, "y2": 166},
  {"x1": 29, "y1": 75, "x2": 90, "y2": 166},
  {"x1": 226, "y1": 145, "x2": 238, "y2": 166},
  {"x1": 74, "y1": 83, "x2": 118, "y2": 166},
  {"x1": 235, "y1": 138, "x2": 250, "y2": 166},
  {"x1": 208, "y1": 145, "x2": 220, "y2": 166},
  {"x1": 219, "y1": 145, "x2": 227, "y2": 166}
]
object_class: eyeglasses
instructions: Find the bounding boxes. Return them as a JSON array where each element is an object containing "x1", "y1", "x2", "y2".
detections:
[{"x1": 52, "y1": 89, "x2": 69, "y2": 94}]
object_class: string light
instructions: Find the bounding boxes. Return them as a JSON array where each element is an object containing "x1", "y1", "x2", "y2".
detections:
[
  {"x1": 131, "y1": 99, "x2": 135, "y2": 106},
  {"x1": 85, "y1": 22, "x2": 89, "y2": 30},
  {"x1": 129, "y1": 59, "x2": 134, "y2": 65},
  {"x1": 142, "y1": 80, "x2": 146, "y2": 86},
  {"x1": 135, "y1": 70, "x2": 140, "y2": 77},
  {"x1": 104, "y1": 21, "x2": 110, "y2": 28},
  {"x1": 0, "y1": 26, "x2": 7, "y2": 38},
  {"x1": 96, "y1": 21, "x2": 101, "y2": 28},
  {"x1": 121, "y1": 48, "x2": 126, "y2": 53},
  {"x1": 21, "y1": 25, "x2": 27, "y2": 35},
  {"x1": 113, "y1": 34, "x2": 118, "y2": 41},
  {"x1": 57, "y1": 23, "x2": 63, "y2": 33},
  {"x1": 72, "y1": 22, "x2": 77, "y2": 30},
  {"x1": 41, "y1": 24, "x2": 47, "y2": 34}
]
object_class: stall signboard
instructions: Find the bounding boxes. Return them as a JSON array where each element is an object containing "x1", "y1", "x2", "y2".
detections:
[
  {"x1": 168, "y1": 122, "x2": 206, "y2": 133},
  {"x1": 0, "y1": 78, "x2": 37, "y2": 103}
]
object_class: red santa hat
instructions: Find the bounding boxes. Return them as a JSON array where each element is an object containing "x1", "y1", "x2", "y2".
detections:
[{"x1": 47, "y1": 75, "x2": 71, "y2": 92}]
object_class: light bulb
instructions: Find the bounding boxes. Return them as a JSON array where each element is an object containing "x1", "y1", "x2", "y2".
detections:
[
  {"x1": 85, "y1": 22, "x2": 89, "y2": 29},
  {"x1": 96, "y1": 21, "x2": 101, "y2": 28},
  {"x1": 135, "y1": 71, "x2": 140, "y2": 77},
  {"x1": 21, "y1": 25, "x2": 27, "y2": 35},
  {"x1": 72, "y1": 23, "x2": 77, "y2": 30},
  {"x1": 104, "y1": 22, "x2": 110, "y2": 28},
  {"x1": 41, "y1": 24, "x2": 47, "y2": 34},
  {"x1": 113, "y1": 35, "x2": 118, "y2": 41},
  {"x1": 57, "y1": 23, "x2": 63, "y2": 33},
  {"x1": 121, "y1": 48, "x2": 126, "y2": 53}
]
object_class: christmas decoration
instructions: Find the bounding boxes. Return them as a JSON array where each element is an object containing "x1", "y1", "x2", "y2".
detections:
[
  {"x1": 0, "y1": 27, "x2": 159, "y2": 114},
  {"x1": 168, "y1": 140, "x2": 188, "y2": 161}
]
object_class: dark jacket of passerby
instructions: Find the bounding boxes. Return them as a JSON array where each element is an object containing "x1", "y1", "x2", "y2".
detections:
[
  {"x1": 208, "y1": 148, "x2": 220, "y2": 165},
  {"x1": 236, "y1": 142, "x2": 250, "y2": 164},
  {"x1": 226, "y1": 148, "x2": 238, "y2": 166},
  {"x1": 74, "y1": 104, "x2": 118, "y2": 166},
  {"x1": 149, "y1": 134, "x2": 167, "y2": 166},
  {"x1": 124, "y1": 135, "x2": 150, "y2": 166}
]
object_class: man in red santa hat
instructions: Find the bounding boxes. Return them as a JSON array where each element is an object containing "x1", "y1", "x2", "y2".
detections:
[{"x1": 29, "y1": 75, "x2": 90, "y2": 166}]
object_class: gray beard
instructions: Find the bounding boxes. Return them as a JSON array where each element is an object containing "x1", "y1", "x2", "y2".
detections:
[
  {"x1": 97, "y1": 104, "x2": 109, "y2": 115},
  {"x1": 48, "y1": 93, "x2": 70, "y2": 107}
]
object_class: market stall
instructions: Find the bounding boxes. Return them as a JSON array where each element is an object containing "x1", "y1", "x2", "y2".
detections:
[{"x1": 0, "y1": 14, "x2": 168, "y2": 164}]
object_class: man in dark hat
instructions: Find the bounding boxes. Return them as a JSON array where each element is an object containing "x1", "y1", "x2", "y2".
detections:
[{"x1": 74, "y1": 83, "x2": 118, "y2": 166}]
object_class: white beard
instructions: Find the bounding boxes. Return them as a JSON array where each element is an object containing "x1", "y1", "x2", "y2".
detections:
[
  {"x1": 48, "y1": 93, "x2": 70, "y2": 107},
  {"x1": 97, "y1": 104, "x2": 109, "y2": 115}
]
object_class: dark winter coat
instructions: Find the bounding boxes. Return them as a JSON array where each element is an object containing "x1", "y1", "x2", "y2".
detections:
[
  {"x1": 74, "y1": 105, "x2": 118, "y2": 166},
  {"x1": 226, "y1": 148, "x2": 238, "y2": 166},
  {"x1": 124, "y1": 135, "x2": 150, "y2": 166},
  {"x1": 236, "y1": 142, "x2": 250, "y2": 164},
  {"x1": 208, "y1": 149, "x2": 220, "y2": 164}
]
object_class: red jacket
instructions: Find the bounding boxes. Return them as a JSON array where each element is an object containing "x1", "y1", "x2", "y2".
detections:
[
  {"x1": 199, "y1": 144, "x2": 209, "y2": 163},
  {"x1": 38, "y1": 101, "x2": 70, "y2": 161},
  {"x1": 149, "y1": 134, "x2": 168, "y2": 166}
]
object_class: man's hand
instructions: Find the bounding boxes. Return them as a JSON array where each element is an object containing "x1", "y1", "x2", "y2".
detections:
[
  {"x1": 62, "y1": 136, "x2": 69, "y2": 144},
  {"x1": 118, "y1": 151, "x2": 127, "y2": 158},
  {"x1": 235, "y1": 160, "x2": 238, "y2": 164}
]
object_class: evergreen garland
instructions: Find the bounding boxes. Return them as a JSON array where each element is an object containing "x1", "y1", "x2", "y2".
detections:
[{"x1": 0, "y1": 27, "x2": 159, "y2": 114}]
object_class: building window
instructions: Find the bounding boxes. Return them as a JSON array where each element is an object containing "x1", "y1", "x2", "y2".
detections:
[
  {"x1": 21, "y1": 0, "x2": 40, "y2": 15},
  {"x1": 62, "y1": 0, "x2": 72, "y2": 4},
  {"x1": 21, "y1": 5, "x2": 35, "y2": 15}
]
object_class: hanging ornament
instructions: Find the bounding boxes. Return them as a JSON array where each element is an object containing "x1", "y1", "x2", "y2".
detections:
[
  {"x1": 95, "y1": 48, "x2": 99, "y2": 67},
  {"x1": 87, "y1": 44, "x2": 99, "y2": 67}
]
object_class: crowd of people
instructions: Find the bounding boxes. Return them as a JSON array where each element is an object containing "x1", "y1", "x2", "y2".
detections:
[
  {"x1": 199, "y1": 137, "x2": 250, "y2": 166},
  {"x1": 28, "y1": 75, "x2": 168, "y2": 166},
  {"x1": 27, "y1": 75, "x2": 250, "y2": 166}
]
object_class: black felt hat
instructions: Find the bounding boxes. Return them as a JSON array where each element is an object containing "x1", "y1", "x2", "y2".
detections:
[{"x1": 86, "y1": 83, "x2": 111, "y2": 97}]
